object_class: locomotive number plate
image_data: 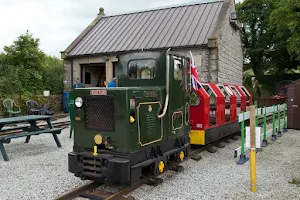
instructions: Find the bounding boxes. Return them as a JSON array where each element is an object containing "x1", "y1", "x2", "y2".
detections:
[
  {"x1": 90, "y1": 90, "x2": 107, "y2": 95},
  {"x1": 144, "y1": 91, "x2": 157, "y2": 97}
]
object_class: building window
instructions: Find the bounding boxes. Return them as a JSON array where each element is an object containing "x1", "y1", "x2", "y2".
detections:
[
  {"x1": 128, "y1": 59, "x2": 156, "y2": 79},
  {"x1": 173, "y1": 59, "x2": 183, "y2": 80},
  {"x1": 85, "y1": 72, "x2": 91, "y2": 84},
  {"x1": 113, "y1": 62, "x2": 118, "y2": 78}
]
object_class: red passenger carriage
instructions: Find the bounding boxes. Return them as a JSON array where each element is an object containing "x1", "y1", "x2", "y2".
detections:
[{"x1": 189, "y1": 83, "x2": 252, "y2": 145}]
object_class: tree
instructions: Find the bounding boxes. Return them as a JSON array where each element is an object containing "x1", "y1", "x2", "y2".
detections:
[
  {"x1": 0, "y1": 53, "x2": 7, "y2": 65},
  {"x1": 270, "y1": 0, "x2": 300, "y2": 61},
  {"x1": 0, "y1": 31, "x2": 64, "y2": 97},
  {"x1": 0, "y1": 63, "x2": 22, "y2": 96},
  {"x1": 3, "y1": 30, "x2": 45, "y2": 69},
  {"x1": 236, "y1": 0, "x2": 279, "y2": 78},
  {"x1": 3, "y1": 30, "x2": 46, "y2": 93},
  {"x1": 237, "y1": 0, "x2": 300, "y2": 85},
  {"x1": 42, "y1": 55, "x2": 64, "y2": 94}
]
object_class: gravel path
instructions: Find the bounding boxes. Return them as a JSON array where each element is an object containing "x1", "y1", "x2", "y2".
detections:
[
  {"x1": 126, "y1": 126, "x2": 300, "y2": 200},
  {"x1": 1, "y1": 117, "x2": 300, "y2": 200},
  {"x1": 0, "y1": 125, "x2": 89, "y2": 200}
]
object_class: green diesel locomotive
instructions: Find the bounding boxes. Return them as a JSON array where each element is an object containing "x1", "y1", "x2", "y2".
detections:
[{"x1": 68, "y1": 50, "x2": 191, "y2": 185}]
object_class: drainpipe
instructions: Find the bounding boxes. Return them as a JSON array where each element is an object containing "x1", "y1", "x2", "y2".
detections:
[{"x1": 71, "y1": 59, "x2": 74, "y2": 90}]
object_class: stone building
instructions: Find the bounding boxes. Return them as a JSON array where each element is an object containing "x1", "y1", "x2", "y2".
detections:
[{"x1": 61, "y1": 0, "x2": 243, "y2": 90}]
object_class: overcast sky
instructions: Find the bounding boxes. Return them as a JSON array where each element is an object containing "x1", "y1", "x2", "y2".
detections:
[{"x1": 0, "y1": 0, "x2": 243, "y2": 58}]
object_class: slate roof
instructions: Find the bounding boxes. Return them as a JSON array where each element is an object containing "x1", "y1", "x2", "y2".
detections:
[{"x1": 68, "y1": 0, "x2": 224, "y2": 56}]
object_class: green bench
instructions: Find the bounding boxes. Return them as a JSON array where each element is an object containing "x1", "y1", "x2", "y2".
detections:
[
  {"x1": 0, "y1": 115, "x2": 63, "y2": 161},
  {"x1": 0, "y1": 124, "x2": 30, "y2": 132}
]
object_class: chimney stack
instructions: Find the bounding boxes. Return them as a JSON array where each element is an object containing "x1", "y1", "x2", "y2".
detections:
[{"x1": 98, "y1": 7, "x2": 105, "y2": 15}]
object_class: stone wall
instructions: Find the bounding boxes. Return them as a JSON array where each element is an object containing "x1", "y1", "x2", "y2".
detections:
[
  {"x1": 64, "y1": 38, "x2": 242, "y2": 86},
  {"x1": 63, "y1": 56, "x2": 118, "y2": 91},
  {"x1": 217, "y1": 0, "x2": 243, "y2": 85},
  {"x1": 63, "y1": 60, "x2": 72, "y2": 91},
  {"x1": 63, "y1": 49, "x2": 211, "y2": 88},
  {"x1": 173, "y1": 48, "x2": 210, "y2": 82}
]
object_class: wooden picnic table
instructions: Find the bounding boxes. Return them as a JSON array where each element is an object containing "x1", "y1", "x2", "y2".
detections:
[{"x1": 0, "y1": 115, "x2": 63, "y2": 161}]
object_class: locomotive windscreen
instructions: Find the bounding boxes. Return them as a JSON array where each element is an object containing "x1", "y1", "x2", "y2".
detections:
[{"x1": 84, "y1": 95, "x2": 115, "y2": 131}]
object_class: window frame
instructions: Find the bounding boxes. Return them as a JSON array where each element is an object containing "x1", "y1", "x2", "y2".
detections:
[
  {"x1": 127, "y1": 58, "x2": 157, "y2": 80},
  {"x1": 173, "y1": 57, "x2": 183, "y2": 81}
]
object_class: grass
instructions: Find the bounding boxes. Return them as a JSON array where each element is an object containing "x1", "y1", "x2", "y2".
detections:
[{"x1": 288, "y1": 178, "x2": 300, "y2": 186}]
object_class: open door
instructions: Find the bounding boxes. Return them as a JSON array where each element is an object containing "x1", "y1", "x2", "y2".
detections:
[{"x1": 169, "y1": 55, "x2": 190, "y2": 138}]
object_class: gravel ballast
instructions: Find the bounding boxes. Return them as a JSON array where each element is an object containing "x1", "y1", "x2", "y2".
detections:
[{"x1": 1, "y1": 117, "x2": 300, "y2": 200}]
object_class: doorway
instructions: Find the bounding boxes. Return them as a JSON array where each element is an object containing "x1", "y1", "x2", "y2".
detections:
[{"x1": 81, "y1": 63, "x2": 106, "y2": 87}]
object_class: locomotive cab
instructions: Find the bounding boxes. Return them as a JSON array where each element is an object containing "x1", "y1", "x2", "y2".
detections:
[{"x1": 68, "y1": 50, "x2": 191, "y2": 185}]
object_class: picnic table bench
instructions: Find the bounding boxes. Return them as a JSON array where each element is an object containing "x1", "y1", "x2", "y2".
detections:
[{"x1": 0, "y1": 115, "x2": 63, "y2": 161}]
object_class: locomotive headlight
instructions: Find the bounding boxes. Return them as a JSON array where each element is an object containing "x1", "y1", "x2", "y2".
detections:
[{"x1": 75, "y1": 97, "x2": 83, "y2": 108}]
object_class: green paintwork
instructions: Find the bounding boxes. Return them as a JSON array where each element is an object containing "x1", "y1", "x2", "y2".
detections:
[
  {"x1": 263, "y1": 106, "x2": 267, "y2": 140},
  {"x1": 72, "y1": 51, "x2": 191, "y2": 154},
  {"x1": 118, "y1": 52, "x2": 166, "y2": 87},
  {"x1": 69, "y1": 92, "x2": 74, "y2": 138},
  {"x1": 283, "y1": 104, "x2": 286, "y2": 129},
  {"x1": 241, "y1": 111, "x2": 245, "y2": 155},
  {"x1": 137, "y1": 102, "x2": 162, "y2": 146},
  {"x1": 278, "y1": 104, "x2": 281, "y2": 131},
  {"x1": 272, "y1": 105, "x2": 276, "y2": 135},
  {"x1": 0, "y1": 115, "x2": 51, "y2": 124}
]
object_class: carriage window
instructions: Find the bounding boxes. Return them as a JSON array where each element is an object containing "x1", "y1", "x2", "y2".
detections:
[
  {"x1": 190, "y1": 91, "x2": 200, "y2": 106},
  {"x1": 241, "y1": 87, "x2": 250, "y2": 101},
  {"x1": 174, "y1": 59, "x2": 183, "y2": 80},
  {"x1": 202, "y1": 84, "x2": 216, "y2": 104},
  {"x1": 128, "y1": 59, "x2": 156, "y2": 79},
  {"x1": 219, "y1": 86, "x2": 230, "y2": 102},
  {"x1": 231, "y1": 86, "x2": 241, "y2": 101}
]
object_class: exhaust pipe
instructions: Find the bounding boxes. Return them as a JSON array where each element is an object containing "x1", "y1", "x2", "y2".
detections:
[{"x1": 158, "y1": 48, "x2": 171, "y2": 118}]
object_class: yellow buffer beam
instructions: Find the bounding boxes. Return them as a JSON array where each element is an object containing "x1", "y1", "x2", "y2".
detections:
[{"x1": 189, "y1": 130, "x2": 205, "y2": 145}]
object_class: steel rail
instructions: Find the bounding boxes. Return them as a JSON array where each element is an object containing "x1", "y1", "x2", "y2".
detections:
[
  {"x1": 55, "y1": 112, "x2": 280, "y2": 200},
  {"x1": 54, "y1": 130, "x2": 242, "y2": 200}
]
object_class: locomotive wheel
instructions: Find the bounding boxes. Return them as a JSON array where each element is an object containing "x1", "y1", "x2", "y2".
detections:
[
  {"x1": 158, "y1": 161, "x2": 165, "y2": 173},
  {"x1": 179, "y1": 151, "x2": 185, "y2": 161},
  {"x1": 224, "y1": 139, "x2": 231, "y2": 143},
  {"x1": 207, "y1": 146, "x2": 217, "y2": 153},
  {"x1": 215, "y1": 142, "x2": 225, "y2": 148}
]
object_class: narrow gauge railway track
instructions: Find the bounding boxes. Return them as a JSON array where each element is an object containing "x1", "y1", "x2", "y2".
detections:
[
  {"x1": 257, "y1": 111, "x2": 284, "y2": 125},
  {"x1": 55, "y1": 113, "x2": 283, "y2": 200},
  {"x1": 55, "y1": 132, "x2": 241, "y2": 200}
]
